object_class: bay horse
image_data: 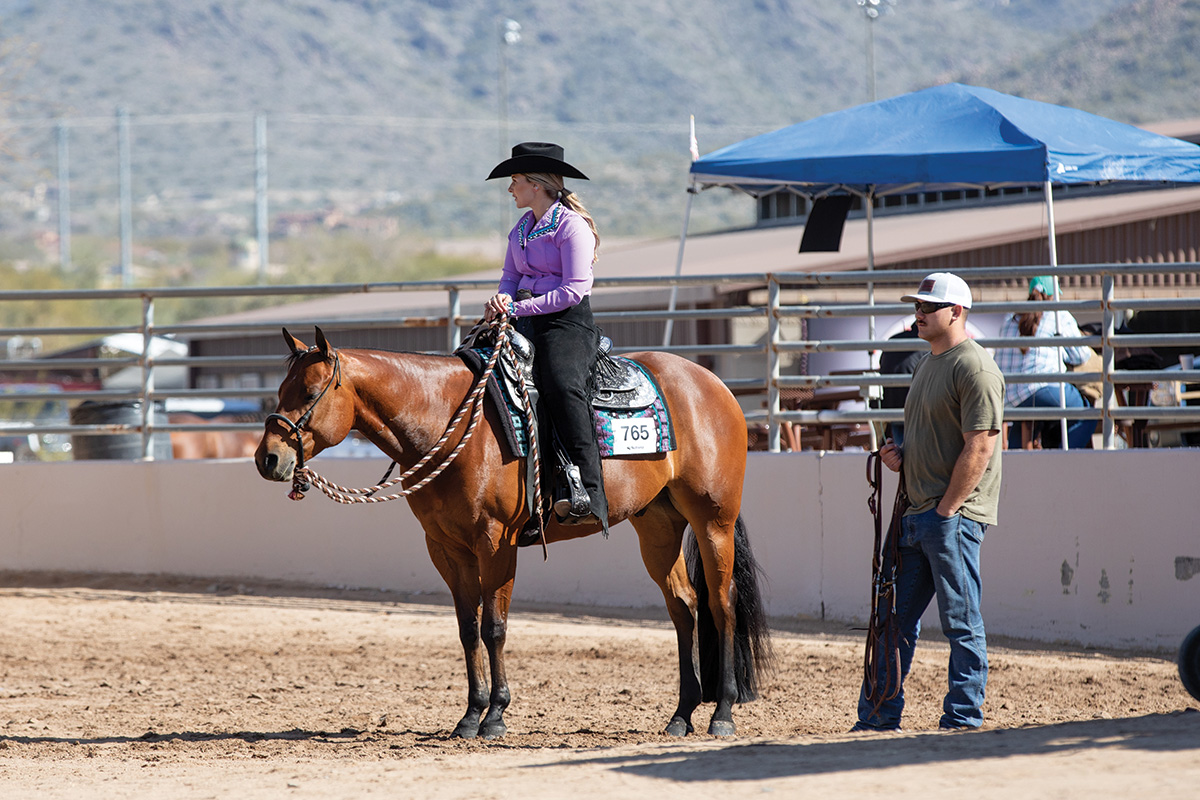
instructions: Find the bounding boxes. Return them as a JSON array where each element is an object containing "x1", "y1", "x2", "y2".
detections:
[
  {"x1": 254, "y1": 326, "x2": 772, "y2": 739},
  {"x1": 169, "y1": 413, "x2": 262, "y2": 460}
]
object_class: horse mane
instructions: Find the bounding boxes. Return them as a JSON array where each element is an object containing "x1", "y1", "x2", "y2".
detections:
[
  {"x1": 285, "y1": 349, "x2": 309, "y2": 370},
  {"x1": 286, "y1": 346, "x2": 453, "y2": 371}
]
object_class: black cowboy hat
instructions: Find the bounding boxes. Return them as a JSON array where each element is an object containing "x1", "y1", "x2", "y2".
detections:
[{"x1": 486, "y1": 142, "x2": 589, "y2": 181}]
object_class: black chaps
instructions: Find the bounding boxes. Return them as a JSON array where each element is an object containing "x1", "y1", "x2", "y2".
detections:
[{"x1": 515, "y1": 297, "x2": 607, "y2": 518}]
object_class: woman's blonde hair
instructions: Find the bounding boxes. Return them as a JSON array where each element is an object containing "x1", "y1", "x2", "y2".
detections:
[{"x1": 523, "y1": 172, "x2": 600, "y2": 263}]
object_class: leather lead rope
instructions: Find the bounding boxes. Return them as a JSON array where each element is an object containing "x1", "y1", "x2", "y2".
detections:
[{"x1": 863, "y1": 450, "x2": 907, "y2": 714}]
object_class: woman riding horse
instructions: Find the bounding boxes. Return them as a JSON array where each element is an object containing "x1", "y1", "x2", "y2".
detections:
[{"x1": 484, "y1": 142, "x2": 607, "y2": 532}]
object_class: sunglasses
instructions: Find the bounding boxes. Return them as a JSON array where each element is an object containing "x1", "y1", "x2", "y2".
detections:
[{"x1": 914, "y1": 301, "x2": 954, "y2": 314}]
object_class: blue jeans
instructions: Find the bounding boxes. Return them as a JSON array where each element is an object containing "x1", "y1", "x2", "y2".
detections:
[
  {"x1": 1007, "y1": 384, "x2": 1096, "y2": 450},
  {"x1": 857, "y1": 508, "x2": 988, "y2": 729}
]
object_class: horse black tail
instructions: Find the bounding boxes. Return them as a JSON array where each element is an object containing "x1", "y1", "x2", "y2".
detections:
[{"x1": 685, "y1": 514, "x2": 775, "y2": 703}]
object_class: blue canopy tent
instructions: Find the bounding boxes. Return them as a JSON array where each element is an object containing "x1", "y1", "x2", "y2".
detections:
[
  {"x1": 672, "y1": 83, "x2": 1200, "y2": 446},
  {"x1": 689, "y1": 82, "x2": 1200, "y2": 194}
]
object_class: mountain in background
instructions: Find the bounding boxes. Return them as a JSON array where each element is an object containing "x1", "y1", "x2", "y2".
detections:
[
  {"x1": 978, "y1": 0, "x2": 1200, "y2": 124},
  {"x1": 5, "y1": 0, "x2": 1137, "y2": 126},
  {"x1": 0, "y1": 0, "x2": 1193, "y2": 250}
]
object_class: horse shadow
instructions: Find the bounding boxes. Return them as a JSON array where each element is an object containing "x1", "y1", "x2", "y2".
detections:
[
  {"x1": 0, "y1": 727, "x2": 446, "y2": 748},
  {"x1": 546, "y1": 711, "x2": 1200, "y2": 782}
]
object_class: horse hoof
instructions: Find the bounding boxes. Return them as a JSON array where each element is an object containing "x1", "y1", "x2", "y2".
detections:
[
  {"x1": 479, "y1": 720, "x2": 507, "y2": 740},
  {"x1": 450, "y1": 722, "x2": 479, "y2": 739},
  {"x1": 707, "y1": 719, "x2": 736, "y2": 737},
  {"x1": 664, "y1": 716, "x2": 693, "y2": 737}
]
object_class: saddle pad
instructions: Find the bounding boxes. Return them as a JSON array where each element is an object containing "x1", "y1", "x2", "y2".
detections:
[
  {"x1": 456, "y1": 348, "x2": 527, "y2": 458},
  {"x1": 457, "y1": 349, "x2": 676, "y2": 459},
  {"x1": 593, "y1": 360, "x2": 676, "y2": 457}
]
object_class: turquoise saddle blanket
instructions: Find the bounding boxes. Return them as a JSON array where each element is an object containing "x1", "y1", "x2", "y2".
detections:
[{"x1": 457, "y1": 347, "x2": 677, "y2": 459}]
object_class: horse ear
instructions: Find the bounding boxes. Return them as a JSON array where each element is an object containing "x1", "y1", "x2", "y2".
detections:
[
  {"x1": 282, "y1": 327, "x2": 306, "y2": 355},
  {"x1": 314, "y1": 326, "x2": 331, "y2": 359}
]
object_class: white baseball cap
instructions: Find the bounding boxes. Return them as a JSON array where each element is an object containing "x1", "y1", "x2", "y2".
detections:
[{"x1": 901, "y1": 272, "x2": 973, "y2": 309}]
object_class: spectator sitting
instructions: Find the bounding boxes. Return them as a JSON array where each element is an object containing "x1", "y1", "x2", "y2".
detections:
[
  {"x1": 1116, "y1": 309, "x2": 1200, "y2": 369},
  {"x1": 994, "y1": 275, "x2": 1096, "y2": 450},
  {"x1": 1072, "y1": 322, "x2": 1105, "y2": 407}
]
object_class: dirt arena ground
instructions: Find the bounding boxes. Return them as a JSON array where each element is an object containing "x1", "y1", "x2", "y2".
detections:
[{"x1": 0, "y1": 571, "x2": 1196, "y2": 799}]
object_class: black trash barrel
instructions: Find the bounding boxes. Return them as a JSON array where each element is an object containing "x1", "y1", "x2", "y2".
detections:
[{"x1": 70, "y1": 401, "x2": 172, "y2": 460}]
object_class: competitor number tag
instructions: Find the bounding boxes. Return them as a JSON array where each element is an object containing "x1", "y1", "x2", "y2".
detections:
[{"x1": 610, "y1": 417, "x2": 659, "y2": 455}]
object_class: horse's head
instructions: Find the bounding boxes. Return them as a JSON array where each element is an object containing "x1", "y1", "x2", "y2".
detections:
[{"x1": 255, "y1": 327, "x2": 354, "y2": 482}]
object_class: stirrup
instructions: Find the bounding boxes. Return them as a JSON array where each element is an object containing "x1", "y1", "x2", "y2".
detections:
[{"x1": 553, "y1": 463, "x2": 590, "y2": 518}]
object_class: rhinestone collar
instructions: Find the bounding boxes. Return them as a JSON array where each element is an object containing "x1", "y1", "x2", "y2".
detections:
[{"x1": 517, "y1": 202, "x2": 563, "y2": 249}]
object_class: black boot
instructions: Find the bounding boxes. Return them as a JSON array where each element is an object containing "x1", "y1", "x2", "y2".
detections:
[
  {"x1": 553, "y1": 462, "x2": 591, "y2": 520},
  {"x1": 517, "y1": 516, "x2": 544, "y2": 547},
  {"x1": 580, "y1": 489, "x2": 609, "y2": 528}
]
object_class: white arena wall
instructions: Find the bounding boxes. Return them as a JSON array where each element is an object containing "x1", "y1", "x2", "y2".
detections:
[{"x1": 4, "y1": 450, "x2": 1198, "y2": 651}]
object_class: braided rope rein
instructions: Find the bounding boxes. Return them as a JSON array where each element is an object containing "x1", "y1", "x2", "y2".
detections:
[
  {"x1": 291, "y1": 318, "x2": 512, "y2": 505},
  {"x1": 512, "y1": 352, "x2": 543, "y2": 544}
]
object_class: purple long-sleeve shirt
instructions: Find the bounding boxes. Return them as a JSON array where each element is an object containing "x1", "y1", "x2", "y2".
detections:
[{"x1": 498, "y1": 201, "x2": 595, "y2": 317}]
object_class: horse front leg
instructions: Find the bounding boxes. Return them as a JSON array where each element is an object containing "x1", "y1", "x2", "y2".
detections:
[
  {"x1": 449, "y1": 600, "x2": 492, "y2": 739},
  {"x1": 426, "y1": 538, "x2": 490, "y2": 739},
  {"x1": 475, "y1": 590, "x2": 512, "y2": 739},
  {"x1": 475, "y1": 548, "x2": 517, "y2": 739}
]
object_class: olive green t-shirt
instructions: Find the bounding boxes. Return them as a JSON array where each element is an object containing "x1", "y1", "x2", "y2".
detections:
[{"x1": 902, "y1": 338, "x2": 1005, "y2": 525}]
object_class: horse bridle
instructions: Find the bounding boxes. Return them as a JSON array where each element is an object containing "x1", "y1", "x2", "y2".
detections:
[{"x1": 265, "y1": 348, "x2": 342, "y2": 474}]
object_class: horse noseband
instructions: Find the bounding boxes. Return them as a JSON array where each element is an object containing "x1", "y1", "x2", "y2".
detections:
[{"x1": 266, "y1": 350, "x2": 342, "y2": 476}]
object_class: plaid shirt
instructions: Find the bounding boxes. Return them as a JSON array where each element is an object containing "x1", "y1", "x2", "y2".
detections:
[{"x1": 994, "y1": 310, "x2": 1092, "y2": 406}]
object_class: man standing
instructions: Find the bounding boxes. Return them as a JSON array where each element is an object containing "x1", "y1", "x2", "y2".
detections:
[{"x1": 854, "y1": 272, "x2": 1004, "y2": 732}]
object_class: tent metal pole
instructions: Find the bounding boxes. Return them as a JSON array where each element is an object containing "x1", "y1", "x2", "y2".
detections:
[
  {"x1": 866, "y1": 189, "x2": 876, "y2": 342},
  {"x1": 1101, "y1": 274, "x2": 1116, "y2": 449},
  {"x1": 767, "y1": 275, "x2": 782, "y2": 452},
  {"x1": 865, "y1": 188, "x2": 878, "y2": 452},
  {"x1": 1045, "y1": 179, "x2": 1070, "y2": 450},
  {"x1": 662, "y1": 186, "x2": 696, "y2": 348}
]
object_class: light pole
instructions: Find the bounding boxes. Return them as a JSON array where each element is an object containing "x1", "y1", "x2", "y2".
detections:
[
  {"x1": 498, "y1": 18, "x2": 521, "y2": 234},
  {"x1": 117, "y1": 106, "x2": 132, "y2": 287},
  {"x1": 856, "y1": 0, "x2": 896, "y2": 102}
]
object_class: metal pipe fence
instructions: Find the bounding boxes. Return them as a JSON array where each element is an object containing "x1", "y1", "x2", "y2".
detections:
[{"x1": 3, "y1": 263, "x2": 1200, "y2": 458}]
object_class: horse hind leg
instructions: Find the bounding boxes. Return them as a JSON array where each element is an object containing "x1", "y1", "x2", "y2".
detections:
[
  {"x1": 686, "y1": 520, "x2": 739, "y2": 737},
  {"x1": 630, "y1": 503, "x2": 702, "y2": 737},
  {"x1": 686, "y1": 513, "x2": 774, "y2": 737}
]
